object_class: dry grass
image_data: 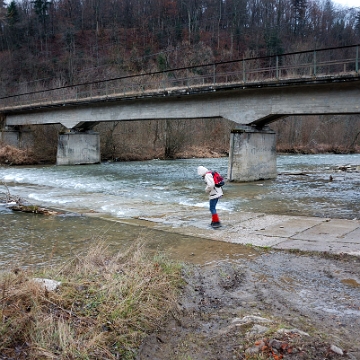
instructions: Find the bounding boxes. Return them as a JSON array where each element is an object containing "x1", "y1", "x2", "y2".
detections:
[
  {"x1": 276, "y1": 144, "x2": 360, "y2": 154},
  {"x1": 0, "y1": 144, "x2": 37, "y2": 165},
  {"x1": 0, "y1": 241, "x2": 183, "y2": 359}
]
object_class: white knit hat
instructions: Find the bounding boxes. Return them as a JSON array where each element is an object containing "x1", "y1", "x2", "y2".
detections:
[{"x1": 197, "y1": 166, "x2": 209, "y2": 176}]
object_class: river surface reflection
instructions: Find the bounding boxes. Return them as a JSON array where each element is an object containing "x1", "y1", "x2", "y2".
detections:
[{"x1": 1, "y1": 154, "x2": 359, "y2": 267}]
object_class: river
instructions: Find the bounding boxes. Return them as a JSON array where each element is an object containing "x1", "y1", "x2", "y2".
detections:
[{"x1": 1, "y1": 154, "x2": 359, "y2": 267}]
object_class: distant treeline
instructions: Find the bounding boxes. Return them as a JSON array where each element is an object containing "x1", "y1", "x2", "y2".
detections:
[
  {"x1": 0, "y1": 0, "x2": 359, "y2": 161},
  {"x1": 1, "y1": 0, "x2": 359, "y2": 91}
]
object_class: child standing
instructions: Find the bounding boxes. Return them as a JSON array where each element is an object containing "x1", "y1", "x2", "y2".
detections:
[{"x1": 197, "y1": 166, "x2": 223, "y2": 228}]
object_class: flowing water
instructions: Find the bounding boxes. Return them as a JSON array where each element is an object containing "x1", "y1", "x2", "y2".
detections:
[{"x1": 1, "y1": 154, "x2": 360, "y2": 267}]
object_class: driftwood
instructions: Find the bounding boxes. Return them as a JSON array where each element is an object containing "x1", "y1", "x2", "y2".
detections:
[
  {"x1": 1, "y1": 182, "x2": 20, "y2": 204},
  {"x1": 278, "y1": 172, "x2": 309, "y2": 176},
  {"x1": 1, "y1": 182, "x2": 60, "y2": 215},
  {"x1": 9, "y1": 204, "x2": 60, "y2": 215}
]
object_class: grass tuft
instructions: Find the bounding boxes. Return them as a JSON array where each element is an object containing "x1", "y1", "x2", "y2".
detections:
[{"x1": 0, "y1": 240, "x2": 183, "y2": 359}]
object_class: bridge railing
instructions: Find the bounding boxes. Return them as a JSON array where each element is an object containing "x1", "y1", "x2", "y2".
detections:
[{"x1": 0, "y1": 44, "x2": 359, "y2": 110}]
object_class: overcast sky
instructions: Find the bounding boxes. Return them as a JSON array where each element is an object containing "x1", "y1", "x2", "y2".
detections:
[
  {"x1": 333, "y1": 0, "x2": 360, "y2": 8},
  {"x1": 2, "y1": 0, "x2": 359, "y2": 11},
  {"x1": 2, "y1": 0, "x2": 359, "y2": 8}
]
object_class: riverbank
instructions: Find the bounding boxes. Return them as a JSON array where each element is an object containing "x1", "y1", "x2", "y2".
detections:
[
  {"x1": 1, "y1": 233, "x2": 359, "y2": 359},
  {"x1": 2, "y1": 200, "x2": 360, "y2": 360},
  {"x1": 0, "y1": 143, "x2": 359, "y2": 166},
  {"x1": 1, "y1": 194, "x2": 360, "y2": 359},
  {"x1": 0, "y1": 144, "x2": 228, "y2": 165},
  {"x1": 0, "y1": 241, "x2": 183, "y2": 359},
  {"x1": 139, "y1": 250, "x2": 360, "y2": 360},
  {"x1": 129, "y1": 208, "x2": 360, "y2": 359}
]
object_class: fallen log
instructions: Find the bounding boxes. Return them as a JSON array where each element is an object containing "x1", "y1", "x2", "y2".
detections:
[
  {"x1": 2, "y1": 183, "x2": 61, "y2": 215},
  {"x1": 278, "y1": 172, "x2": 309, "y2": 176},
  {"x1": 9, "y1": 204, "x2": 60, "y2": 215}
]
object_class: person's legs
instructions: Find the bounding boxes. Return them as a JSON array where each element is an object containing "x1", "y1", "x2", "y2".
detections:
[
  {"x1": 209, "y1": 198, "x2": 218, "y2": 215},
  {"x1": 209, "y1": 198, "x2": 221, "y2": 228}
]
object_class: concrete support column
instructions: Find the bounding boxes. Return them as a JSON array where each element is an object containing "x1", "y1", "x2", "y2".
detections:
[
  {"x1": 228, "y1": 126, "x2": 277, "y2": 182},
  {"x1": 1, "y1": 126, "x2": 33, "y2": 149},
  {"x1": 57, "y1": 131, "x2": 100, "y2": 165},
  {"x1": 1, "y1": 128, "x2": 20, "y2": 147}
]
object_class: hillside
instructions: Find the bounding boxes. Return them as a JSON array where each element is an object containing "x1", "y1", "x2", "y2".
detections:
[{"x1": 0, "y1": 0, "x2": 359, "y2": 161}]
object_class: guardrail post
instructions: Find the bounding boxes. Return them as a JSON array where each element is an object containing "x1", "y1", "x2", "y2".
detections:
[
  {"x1": 242, "y1": 59, "x2": 246, "y2": 83},
  {"x1": 213, "y1": 64, "x2": 216, "y2": 84},
  {"x1": 356, "y1": 45, "x2": 359, "y2": 73},
  {"x1": 313, "y1": 50, "x2": 317, "y2": 77},
  {"x1": 276, "y1": 56, "x2": 279, "y2": 79}
]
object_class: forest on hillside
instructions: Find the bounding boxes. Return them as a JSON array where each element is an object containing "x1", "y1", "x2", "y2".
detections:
[{"x1": 0, "y1": 0, "x2": 360, "y2": 162}]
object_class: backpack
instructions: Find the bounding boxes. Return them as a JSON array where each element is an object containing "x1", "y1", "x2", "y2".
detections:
[{"x1": 209, "y1": 171, "x2": 225, "y2": 187}]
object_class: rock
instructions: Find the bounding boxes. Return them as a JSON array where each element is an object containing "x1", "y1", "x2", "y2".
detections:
[
  {"x1": 246, "y1": 324, "x2": 269, "y2": 336},
  {"x1": 33, "y1": 278, "x2": 61, "y2": 291},
  {"x1": 276, "y1": 328, "x2": 310, "y2": 337},
  {"x1": 218, "y1": 315, "x2": 272, "y2": 335},
  {"x1": 330, "y1": 344, "x2": 344, "y2": 355},
  {"x1": 231, "y1": 315, "x2": 272, "y2": 325},
  {"x1": 269, "y1": 339, "x2": 285, "y2": 350},
  {"x1": 245, "y1": 344, "x2": 262, "y2": 355}
]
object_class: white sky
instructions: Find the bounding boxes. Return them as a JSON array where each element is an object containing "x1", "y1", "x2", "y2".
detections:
[
  {"x1": 333, "y1": 0, "x2": 360, "y2": 8},
  {"x1": 2, "y1": 0, "x2": 359, "y2": 11}
]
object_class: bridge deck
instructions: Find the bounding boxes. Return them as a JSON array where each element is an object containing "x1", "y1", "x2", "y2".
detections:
[
  {"x1": 1, "y1": 44, "x2": 359, "y2": 114},
  {"x1": 1, "y1": 72, "x2": 359, "y2": 115}
]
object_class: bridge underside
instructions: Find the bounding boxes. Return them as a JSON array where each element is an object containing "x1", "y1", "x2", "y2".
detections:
[
  {"x1": 2, "y1": 78, "x2": 360, "y2": 180},
  {"x1": 4, "y1": 80, "x2": 360, "y2": 129}
]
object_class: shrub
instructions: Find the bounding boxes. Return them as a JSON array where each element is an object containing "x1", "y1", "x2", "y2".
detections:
[{"x1": 0, "y1": 145, "x2": 37, "y2": 165}]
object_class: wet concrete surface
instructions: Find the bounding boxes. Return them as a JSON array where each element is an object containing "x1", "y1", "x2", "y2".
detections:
[{"x1": 107, "y1": 210, "x2": 360, "y2": 257}]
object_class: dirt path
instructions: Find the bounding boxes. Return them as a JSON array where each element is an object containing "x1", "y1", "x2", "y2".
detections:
[{"x1": 138, "y1": 250, "x2": 360, "y2": 359}]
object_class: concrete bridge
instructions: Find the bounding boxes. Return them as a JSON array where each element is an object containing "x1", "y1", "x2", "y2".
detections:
[{"x1": 1, "y1": 44, "x2": 359, "y2": 181}]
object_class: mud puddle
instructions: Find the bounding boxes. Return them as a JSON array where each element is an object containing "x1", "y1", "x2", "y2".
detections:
[{"x1": 139, "y1": 250, "x2": 360, "y2": 359}]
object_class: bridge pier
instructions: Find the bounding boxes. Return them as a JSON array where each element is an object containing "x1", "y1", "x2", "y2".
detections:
[
  {"x1": 1, "y1": 126, "x2": 33, "y2": 149},
  {"x1": 228, "y1": 126, "x2": 277, "y2": 182},
  {"x1": 57, "y1": 131, "x2": 101, "y2": 166}
]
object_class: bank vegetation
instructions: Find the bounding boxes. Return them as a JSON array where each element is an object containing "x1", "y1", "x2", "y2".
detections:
[
  {"x1": 1, "y1": 0, "x2": 359, "y2": 92},
  {"x1": 0, "y1": 242, "x2": 183, "y2": 359}
]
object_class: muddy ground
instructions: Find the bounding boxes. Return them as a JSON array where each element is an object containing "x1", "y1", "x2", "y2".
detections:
[{"x1": 138, "y1": 249, "x2": 360, "y2": 360}]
